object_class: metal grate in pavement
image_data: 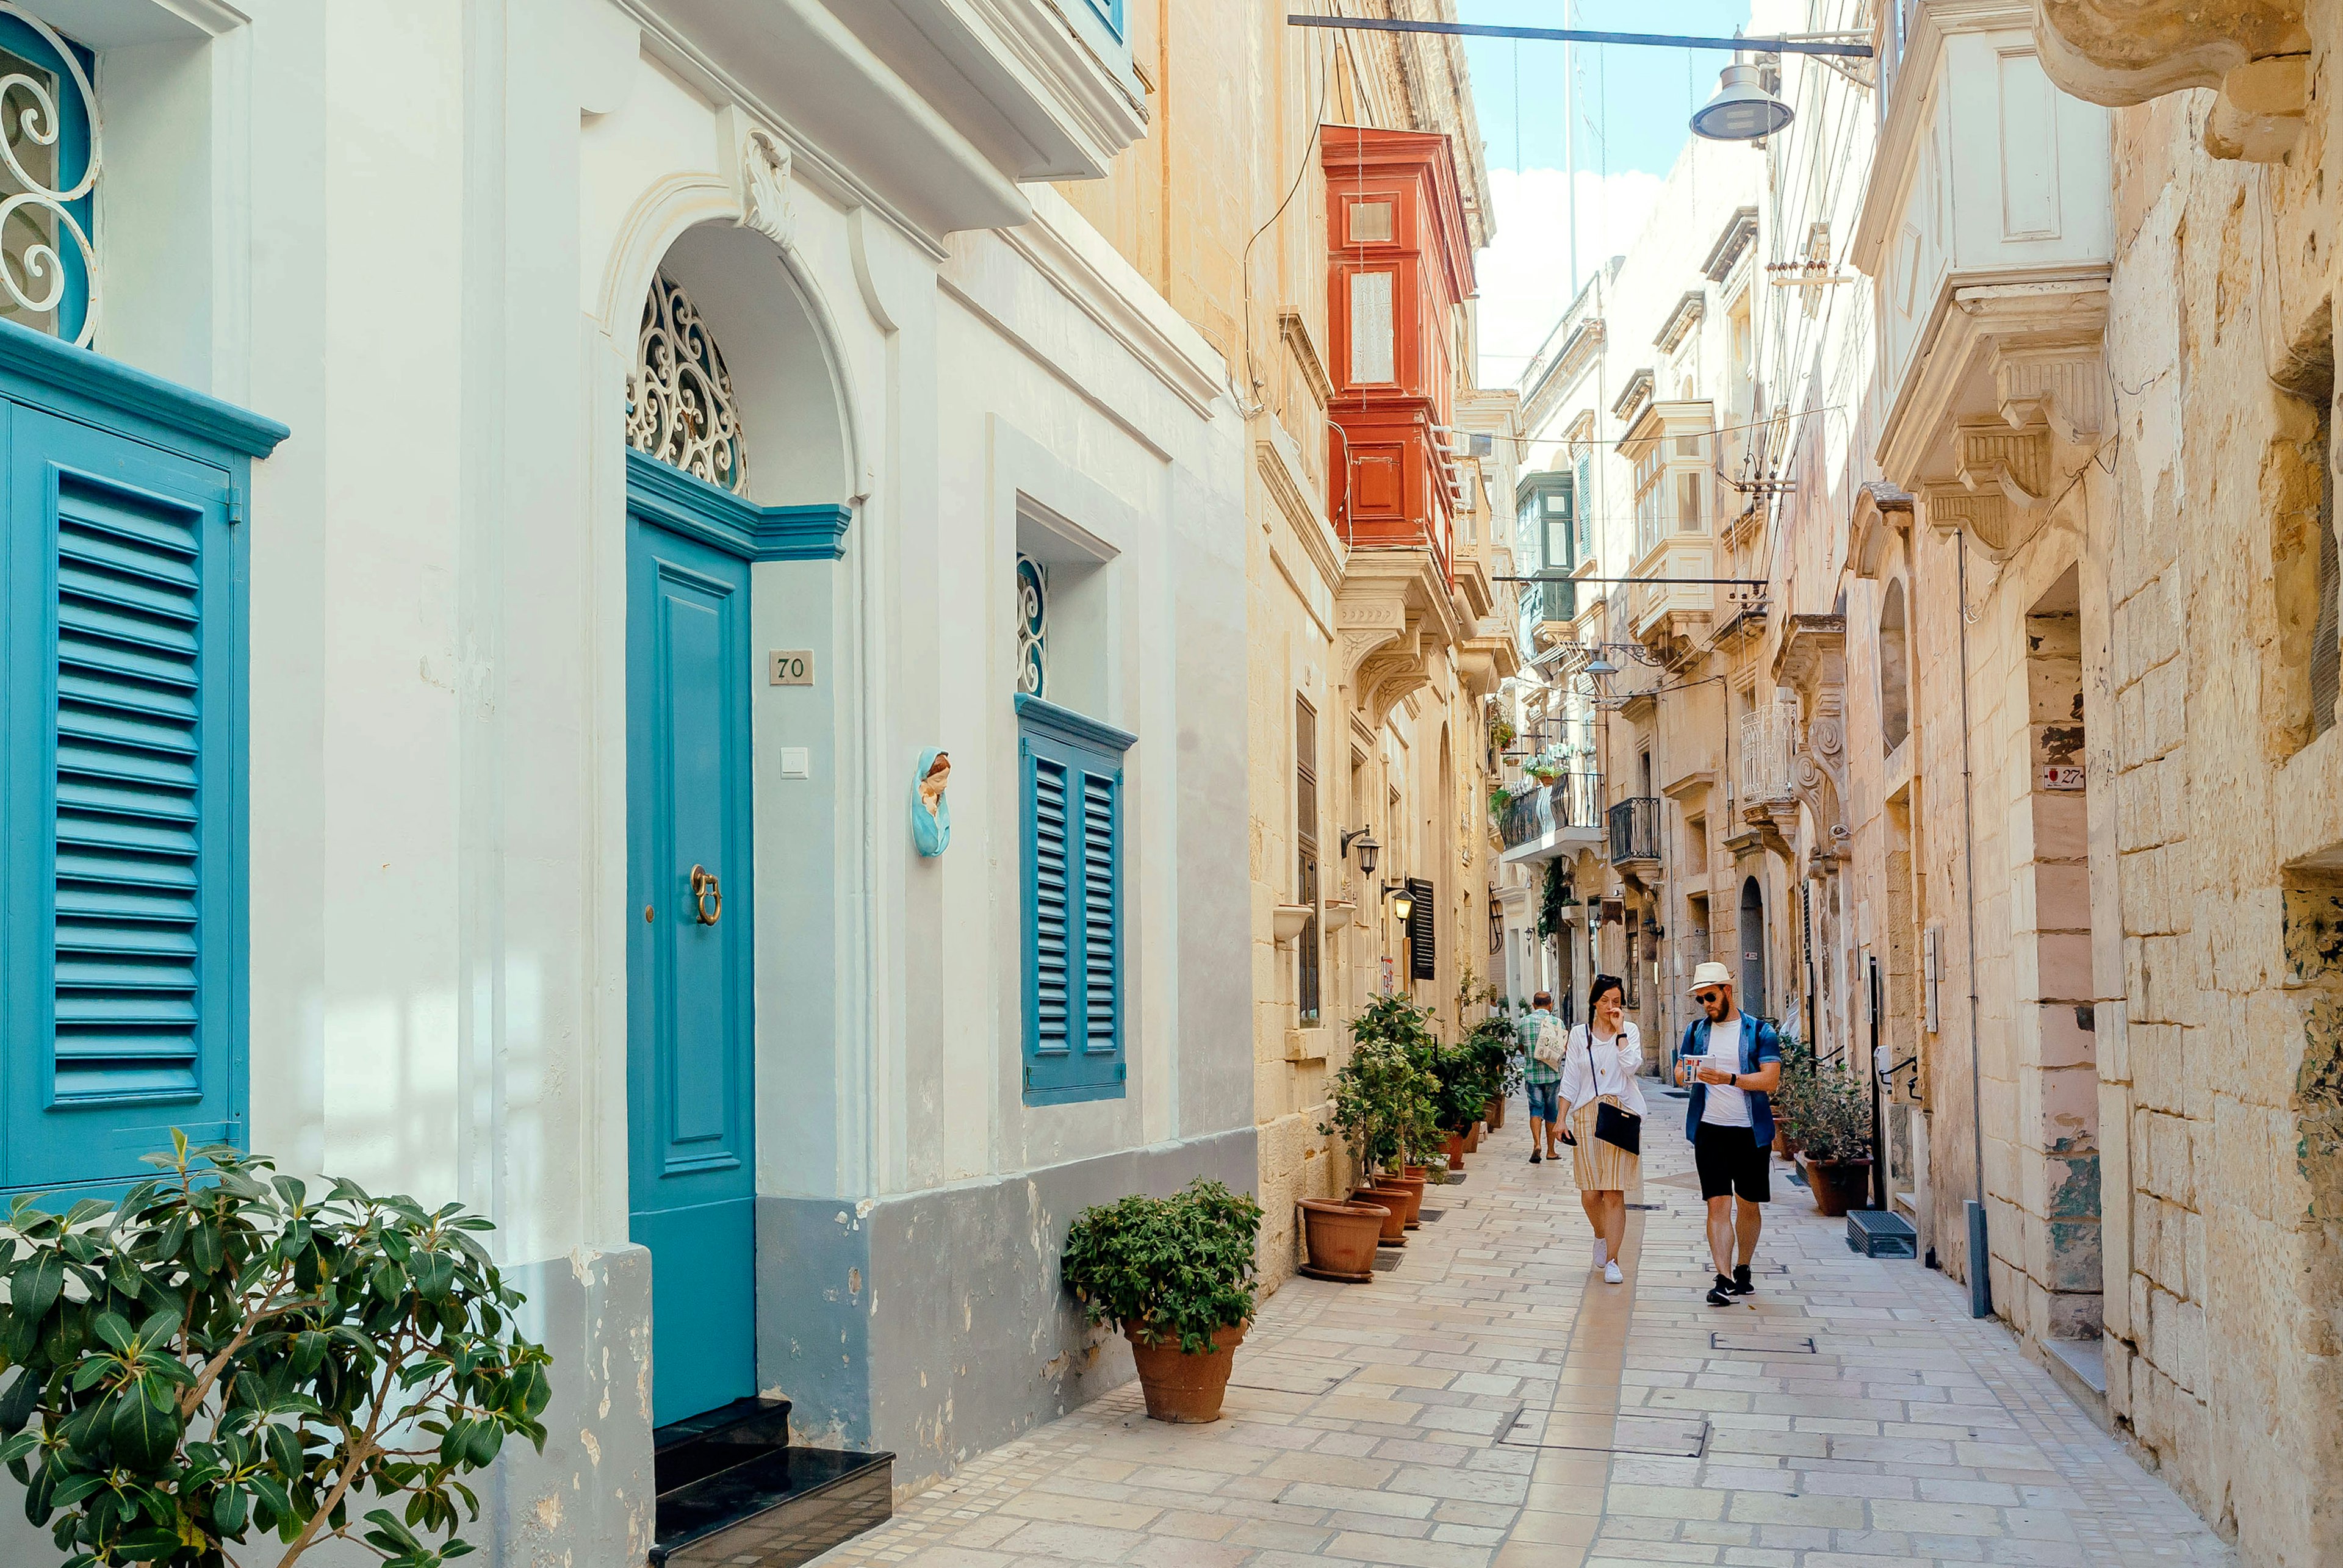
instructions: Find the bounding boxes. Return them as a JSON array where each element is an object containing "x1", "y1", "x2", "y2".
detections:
[
  {"x1": 1497, "y1": 1406, "x2": 1710, "y2": 1458},
  {"x1": 1710, "y1": 1329, "x2": 1817, "y2": 1353}
]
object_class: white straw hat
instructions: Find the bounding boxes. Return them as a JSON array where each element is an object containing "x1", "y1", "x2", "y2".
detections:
[{"x1": 1689, "y1": 961, "x2": 1734, "y2": 993}]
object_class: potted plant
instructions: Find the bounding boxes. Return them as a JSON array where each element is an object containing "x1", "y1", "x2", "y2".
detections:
[
  {"x1": 0, "y1": 1134, "x2": 552, "y2": 1568},
  {"x1": 1782, "y1": 1056, "x2": 1875, "y2": 1217},
  {"x1": 1063, "y1": 1178, "x2": 1263, "y2": 1422},
  {"x1": 1315, "y1": 1026, "x2": 1438, "y2": 1273},
  {"x1": 1489, "y1": 717, "x2": 1516, "y2": 750},
  {"x1": 1488, "y1": 783, "x2": 1514, "y2": 823},
  {"x1": 1465, "y1": 1015, "x2": 1519, "y2": 1130}
]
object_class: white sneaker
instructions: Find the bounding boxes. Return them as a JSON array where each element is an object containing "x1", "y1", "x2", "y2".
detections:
[
  {"x1": 1604, "y1": 1261, "x2": 1623, "y2": 1284},
  {"x1": 1593, "y1": 1240, "x2": 1607, "y2": 1268}
]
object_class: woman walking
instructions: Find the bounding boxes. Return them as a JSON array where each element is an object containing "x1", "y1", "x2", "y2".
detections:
[{"x1": 1560, "y1": 974, "x2": 1645, "y2": 1283}]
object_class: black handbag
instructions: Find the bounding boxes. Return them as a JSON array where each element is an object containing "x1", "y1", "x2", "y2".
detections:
[{"x1": 1594, "y1": 1100, "x2": 1642, "y2": 1155}]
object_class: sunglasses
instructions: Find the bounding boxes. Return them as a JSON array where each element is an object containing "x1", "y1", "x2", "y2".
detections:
[{"x1": 1693, "y1": 989, "x2": 1724, "y2": 1004}]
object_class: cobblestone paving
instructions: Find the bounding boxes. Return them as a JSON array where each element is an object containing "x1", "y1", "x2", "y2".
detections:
[{"x1": 812, "y1": 1106, "x2": 2234, "y2": 1567}]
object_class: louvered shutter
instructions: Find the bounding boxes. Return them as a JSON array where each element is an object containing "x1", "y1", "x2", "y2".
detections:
[
  {"x1": 5, "y1": 407, "x2": 244, "y2": 1194},
  {"x1": 1406, "y1": 876, "x2": 1436, "y2": 981},
  {"x1": 1018, "y1": 697, "x2": 1132, "y2": 1104}
]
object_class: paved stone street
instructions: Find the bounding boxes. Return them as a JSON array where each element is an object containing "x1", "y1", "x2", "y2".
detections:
[{"x1": 812, "y1": 1100, "x2": 2234, "y2": 1568}]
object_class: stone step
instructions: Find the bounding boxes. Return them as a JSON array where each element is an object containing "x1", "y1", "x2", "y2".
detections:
[{"x1": 650, "y1": 1397, "x2": 894, "y2": 1568}]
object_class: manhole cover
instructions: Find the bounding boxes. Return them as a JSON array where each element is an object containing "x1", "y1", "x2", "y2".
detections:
[
  {"x1": 1710, "y1": 1331, "x2": 1818, "y2": 1354},
  {"x1": 1499, "y1": 1408, "x2": 1708, "y2": 1457}
]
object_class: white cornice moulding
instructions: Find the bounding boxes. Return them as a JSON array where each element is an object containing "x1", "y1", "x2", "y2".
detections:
[
  {"x1": 961, "y1": 0, "x2": 1148, "y2": 175},
  {"x1": 998, "y1": 181, "x2": 1231, "y2": 419},
  {"x1": 1852, "y1": 0, "x2": 2040, "y2": 273}
]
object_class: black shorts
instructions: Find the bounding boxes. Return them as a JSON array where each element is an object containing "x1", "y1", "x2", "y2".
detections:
[{"x1": 1694, "y1": 1121, "x2": 1771, "y2": 1202}]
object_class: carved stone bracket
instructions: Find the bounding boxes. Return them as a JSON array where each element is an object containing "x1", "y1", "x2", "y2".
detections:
[
  {"x1": 1954, "y1": 422, "x2": 2054, "y2": 516},
  {"x1": 1336, "y1": 549, "x2": 1459, "y2": 729},
  {"x1": 1849, "y1": 481, "x2": 1915, "y2": 580},
  {"x1": 1772, "y1": 614, "x2": 1850, "y2": 856},
  {"x1": 1922, "y1": 481, "x2": 2015, "y2": 558},
  {"x1": 2034, "y1": 0, "x2": 2309, "y2": 162}
]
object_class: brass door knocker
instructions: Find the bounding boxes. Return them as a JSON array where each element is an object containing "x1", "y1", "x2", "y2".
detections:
[{"x1": 689, "y1": 865, "x2": 722, "y2": 926}]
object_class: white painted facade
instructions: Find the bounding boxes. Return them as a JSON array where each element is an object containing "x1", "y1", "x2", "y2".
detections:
[{"x1": 0, "y1": 0, "x2": 1251, "y2": 1556}]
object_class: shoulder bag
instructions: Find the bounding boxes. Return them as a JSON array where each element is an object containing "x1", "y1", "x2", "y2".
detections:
[{"x1": 1592, "y1": 1026, "x2": 1641, "y2": 1154}]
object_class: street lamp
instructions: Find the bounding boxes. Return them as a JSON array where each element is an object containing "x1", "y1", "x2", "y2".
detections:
[
  {"x1": 1384, "y1": 885, "x2": 1414, "y2": 924},
  {"x1": 1691, "y1": 61, "x2": 1793, "y2": 141},
  {"x1": 1341, "y1": 828, "x2": 1380, "y2": 876}
]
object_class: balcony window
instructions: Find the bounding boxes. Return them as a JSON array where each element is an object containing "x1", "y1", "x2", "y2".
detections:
[
  {"x1": 1676, "y1": 470, "x2": 1705, "y2": 533},
  {"x1": 1348, "y1": 270, "x2": 1395, "y2": 384},
  {"x1": 1348, "y1": 200, "x2": 1394, "y2": 245}
]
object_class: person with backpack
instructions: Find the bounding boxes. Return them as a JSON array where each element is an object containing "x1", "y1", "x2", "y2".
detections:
[
  {"x1": 1519, "y1": 991, "x2": 1564, "y2": 1163},
  {"x1": 1676, "y1": 961, "x2": 1784, "y2": 1307},
  {"x1": 1558, "y1": 974, "x2": 1643, "y2": 1283}
]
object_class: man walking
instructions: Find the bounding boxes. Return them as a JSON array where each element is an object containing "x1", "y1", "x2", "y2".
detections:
[
  {"x1": 1677, "y1": 962, "x2": 1782, "y2": 1307},
  {"x1": 1518, "y1": 990, "x2": 1563, "y2": 1163}
]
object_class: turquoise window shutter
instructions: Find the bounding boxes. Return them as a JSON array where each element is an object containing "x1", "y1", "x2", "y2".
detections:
[
  {"x1": 0, "y1": 320, "x2": 286, "y2": 1199},
  {"x1": 1017, "y1": 696, "x2": 1134, "y2": 1104}
]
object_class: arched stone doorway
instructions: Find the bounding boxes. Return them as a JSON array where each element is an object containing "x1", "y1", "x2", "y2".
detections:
[
  {"x1": 620, "y1": 222, "x2": 855, "y2": 1430},
  {"x1": 1740, "y1": 875, "x2": 1767, "y2": 1018}
]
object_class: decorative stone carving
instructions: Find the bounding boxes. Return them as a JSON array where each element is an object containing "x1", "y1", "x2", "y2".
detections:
[
  {"x1": 1923, "y1": 483, "x2": 2016, "y2": 558},
  {"x1": 1334, "y1": 551, "x2": 1459, "y2": 728},
  {"x1": 1773, "y1": 616, "x2": 1851, "y2": 863},
  {"x1": 2033, "y1": 0, "x2": 2309, "y2": 161},
  {"x1": 1954, "y1": 422, "x2": 2053, "y2": 515},
  {"x1": 738, "y1": 126, "x2": 795, "y2": 249},
  {"x1": 1849, "y1": 481, "x2": 1915, "y2": 580},
  {"x1": 1995, "y1": 343, "x2": 2108, "y2": 454}
]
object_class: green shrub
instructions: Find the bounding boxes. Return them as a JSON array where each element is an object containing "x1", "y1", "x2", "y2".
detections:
[
  {"x1": 1777, "y1": 1052, "x2": 1873, "y2": 1163},
  {"x1": 1061, "y1": 1179, "x2": 1263, "y2": 1353},
  {"x1": 0, "y1": 1134, "x2": 550, "y2": 1568},
  {"x1": 1465, "y1": 1015, "x2": 1523, "y2": 1100}
]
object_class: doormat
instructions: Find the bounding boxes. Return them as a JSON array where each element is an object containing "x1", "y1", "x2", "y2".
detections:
[
  {"x1": 1497, "y1": 1408, "x2": 1708, "y2": 1458},
  {"x1": 1710, "y1": 1330, "x2": 1818, "y2": 1354}
]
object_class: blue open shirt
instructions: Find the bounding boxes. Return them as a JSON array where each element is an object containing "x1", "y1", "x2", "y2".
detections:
[{"x1": 1678, "y1": 1013, "x2": 1783, "y2": 1146}]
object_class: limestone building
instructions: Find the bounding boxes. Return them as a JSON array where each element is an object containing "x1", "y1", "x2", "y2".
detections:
[
  {"x1": 1737, "y1": 0, "x2": 2343, "y2": 1557},
  {"x1": 1061, "y1": 4, "x2": 1516, "y2": 1290}
]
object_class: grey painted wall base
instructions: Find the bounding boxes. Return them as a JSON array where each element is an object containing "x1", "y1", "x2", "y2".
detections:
[
  {"x1": 760, "y1": 1127, "x2": 1258, "y2": 1489},
  {"x1": 0, "y1": 1242, "x2": 655, "y2": 1568}
]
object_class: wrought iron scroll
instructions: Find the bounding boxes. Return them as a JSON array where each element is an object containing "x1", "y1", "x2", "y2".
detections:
[
  {"x1": 1016, "y1": 554, "x2": 1048, "y2": 698},
  {"x1": 627, "y1": 270, "x2": 748, "y2": 495},
  {"x1": 0, "y1": 4, "x2": 98, "y2": 348}
]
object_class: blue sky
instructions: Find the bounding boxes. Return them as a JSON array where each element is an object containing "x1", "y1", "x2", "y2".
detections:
[
  {"x1": 1457, "y1": 1, "x2": 1757, "y2": 382},
  {"x1": 1459, "y1": 0, "x2": 1759, "y2": 178}
]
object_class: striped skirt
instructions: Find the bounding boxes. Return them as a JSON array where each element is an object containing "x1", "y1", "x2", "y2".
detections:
[{"x1": 1570, "y1": 1095, "x2": 1638, "y2": 1192}]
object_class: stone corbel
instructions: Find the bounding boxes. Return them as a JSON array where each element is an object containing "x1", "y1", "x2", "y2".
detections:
[
  {"x1": 2034, "y1": 0, "x2": 2309, "y2": 162},
  {"x1": 1849, "y1": 481, "x2": 1914, "y2": 580},
  {"x1": 1923, "y1": 482, "x2": 2016, "y2": 559},
  {"x1": 1994, "y1": 343, "x2": 2107, "y2": 462},
  {"x1": 1337, "y1": 588, "x2": 1429, "y2": 728},
  {"x1": 2206, "y1": 56, "x2": 2311, "y2": 162},
  {"x1": 1954, "y1": 422, "x2": 2054, "y2": 517}
]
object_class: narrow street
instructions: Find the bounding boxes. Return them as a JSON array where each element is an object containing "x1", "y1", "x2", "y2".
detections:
[{"x1": 815, "y1": 1105, "x2": 2231, "y2": 1568}]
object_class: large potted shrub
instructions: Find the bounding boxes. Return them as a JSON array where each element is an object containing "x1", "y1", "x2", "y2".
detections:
[
  {"x1": 1464, "y1": 1015, "x2": 1520, "y2": 1131},
  {"x1": 1062, "y1": 1179, "x2": 1262, "y2": 1422},
  {"x1": 1785, "y1": 1058, "x2": 1875, "y2": 1217},
  {"x1": 1317, "y1": 1031, "x2": 1437, "y2": 1262},
  {"x1": 0, "y1": 1135, "x2": 551, "y2": 1568}
]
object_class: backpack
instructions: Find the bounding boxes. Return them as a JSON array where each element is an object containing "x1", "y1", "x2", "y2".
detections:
[{"x1": 1532, "y1": 1016, "x2": 1566, "y2": 1069}]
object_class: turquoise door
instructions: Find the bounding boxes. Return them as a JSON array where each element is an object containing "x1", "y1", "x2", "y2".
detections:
[{"x1": 627, "y1": 509, "x2": 756, "y2": 1428}]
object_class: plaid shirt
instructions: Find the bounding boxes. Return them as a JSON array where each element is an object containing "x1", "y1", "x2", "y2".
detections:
[{"x1": 1518, "y1": 1010, "x2": 1562, "y2": 1086}]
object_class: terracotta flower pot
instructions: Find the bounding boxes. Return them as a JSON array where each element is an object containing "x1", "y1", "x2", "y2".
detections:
[
  {"x1": 1798, "y1": 1154, "x2": 1874, "y2": 1218},
  {"x1": 1464, "y1": 1123, "x2": 1482, "y2": 1153},
  {"x1": 1443, "y1": 1133, "x2": 1466, "y2": 1171},
  {"x1": 1298, "y1": 1198, "x2": 1383, "y2": 1282},
  {"x1": 1384, "y1": 1171, "x2": 1426, "y2": 1228},
  {"x1": 1485, "y1": 1098, "x2": 1505, "y2": 1130},
  {"x1": 1124, "y1": 1321, "x2": 1246, "y2": 1423},
  {"x1": 1350, "y1": 1189, "x2": 1406, "y2": 1246}
]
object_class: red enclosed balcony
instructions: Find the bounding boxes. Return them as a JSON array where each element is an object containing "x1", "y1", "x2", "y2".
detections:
[{"x1": 1323, "y1": 126, "x2": 1477, "y2": 581}]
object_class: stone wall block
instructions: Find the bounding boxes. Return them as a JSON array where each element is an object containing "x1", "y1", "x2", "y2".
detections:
[{"x1": 2131, "y1": 1021, "x2": 2183, "y2": 1110}]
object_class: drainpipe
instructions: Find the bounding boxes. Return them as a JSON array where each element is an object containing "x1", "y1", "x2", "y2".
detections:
[{"x1": 1956, "y1": 531, "x2": 1992, "y2": 1319}]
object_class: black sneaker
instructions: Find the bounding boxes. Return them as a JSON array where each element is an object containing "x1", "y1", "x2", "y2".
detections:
[
  {"x1": 1530, "y1": 1149, "x2": 1542, "y2": 1164},
  {"x1": 1726, "y1": 1264, "x2": 1756, "y2": 1296},
  {"x1": 1705, "y1": 1274, "x2": 1735, "y2": 1307}
]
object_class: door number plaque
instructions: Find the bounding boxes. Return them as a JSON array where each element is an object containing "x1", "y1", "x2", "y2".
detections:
[{"x1": 769, "y1": 650, "x2": 815, "y2": 686}]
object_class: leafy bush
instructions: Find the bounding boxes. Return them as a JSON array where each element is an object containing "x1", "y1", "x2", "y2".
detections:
[
  {"x1": 1320, "y1": 1037, "x2": 1434, "y2": 1173},
  {"x1": 1062, "y1": 1179, "x2": 1262, "y2": 1353},
  {"x1": 1777, "y1": 1052, "x2": 1874, "y2": 1163},
  {"x1": 1422, "y1": 1044, "x2": 1489, "y2": 1134},
  {"x1": 1466, "y1": 1015, "x2": 1523, "y2": 1100},
  {"x1": 0, "y1": 1135, "x2": 551, "y2": 1568}
]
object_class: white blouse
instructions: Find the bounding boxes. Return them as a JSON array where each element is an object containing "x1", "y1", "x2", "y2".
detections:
[{"x1": 1557, "y1": 1022, "x2": 1646, "y2": 1115}]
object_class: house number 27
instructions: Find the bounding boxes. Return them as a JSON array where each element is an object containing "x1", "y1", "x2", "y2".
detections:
[{"x1": 769, "y1": 650, "x2": 815, "y2": 686}]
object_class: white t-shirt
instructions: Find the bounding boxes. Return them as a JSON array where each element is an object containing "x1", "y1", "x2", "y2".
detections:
[{"x1": 1695, "y1": 1015, "x2": 1752, "y2": 1128}]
